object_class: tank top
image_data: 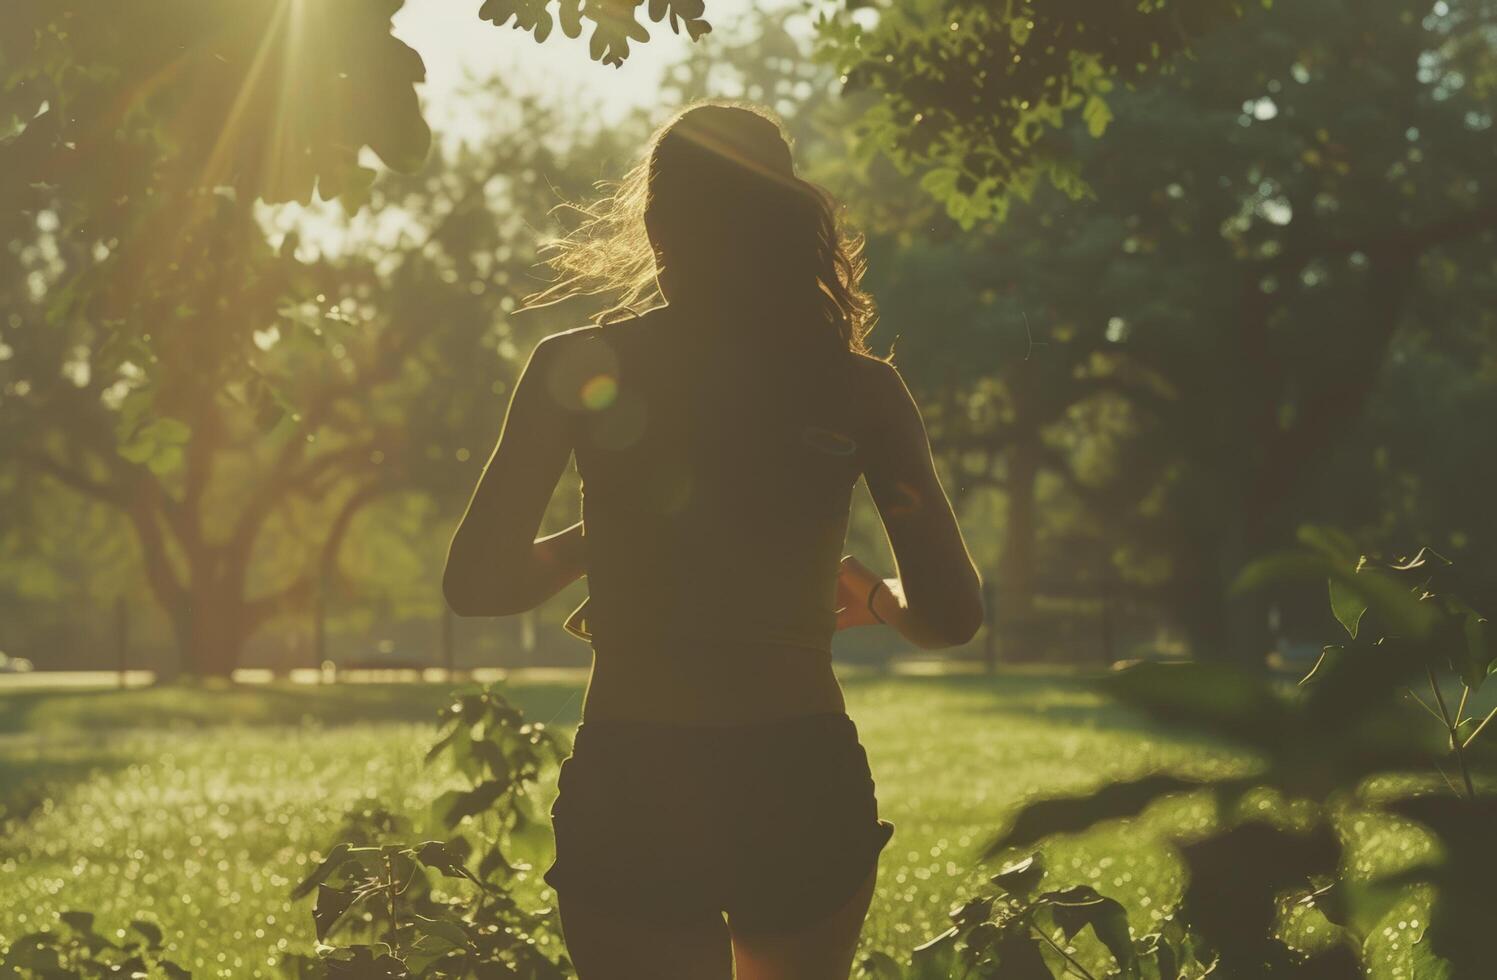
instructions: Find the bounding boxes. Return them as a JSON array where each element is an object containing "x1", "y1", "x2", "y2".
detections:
[{"x1": 555, "y1": 307, "x2": 864, "y2": 657}]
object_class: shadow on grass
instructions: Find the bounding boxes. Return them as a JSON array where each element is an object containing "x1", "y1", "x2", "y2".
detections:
[
  {"x1": 836, "y1": 669, "x2": 1250, "y2": 748},
  {"x1": 0, "y1": 750, "x2": 131, "y2": 831},
  {"x1": 0, "y1": 679, "x2": 588, "y2": 738},
  {"x1": 0, "y1": 670, "x2": 1163, "y2": 741}
]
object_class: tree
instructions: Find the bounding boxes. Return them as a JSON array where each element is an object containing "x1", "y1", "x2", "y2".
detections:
[
  {"x1": 464, "y1": 0, "x2": 1265, "y2": 221},
  {"x1": 804, "y1": 0, "x2": 1497, "y2": 662},
  {"x1": 813, "y1": 0, "x2": 1259, "y2": 225},
  {"x1": 0, "y1": 0, "x2": 633, "y2": 674},
  {"x1": 0, "y1": 0, "x2": 434, "y2": 674},
  {"x1": 888, "y1": 0, "x2": 1497, "y2": 660}
]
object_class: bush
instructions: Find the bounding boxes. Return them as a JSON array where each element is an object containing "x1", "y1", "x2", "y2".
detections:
[
  {"x1": 283, "y1": 685, "x2": 573, "y2": 979},
  {"x1": 924, "y1": 527, "x2": 1496, "y2": 978},
  {"x1": 1, "y1": 913, "x2": 189, "y2": 979}
]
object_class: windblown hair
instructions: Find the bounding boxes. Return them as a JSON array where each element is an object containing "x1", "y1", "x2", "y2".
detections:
[{"x1": 523, "y1": 101, "x2": 878, "y2": 355}]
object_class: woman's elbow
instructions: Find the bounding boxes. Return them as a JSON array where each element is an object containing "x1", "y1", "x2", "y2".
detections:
[
  {"x1": 908, "y1": 602, "x2": 984, "y2": 650},
  {"x1": 898, "y1": 604, "x2": 982, "y2": 652},
  {"x1": 443, "y1": 568, "x2": 520, "y2": 618},
  {"x1": 443, "y1": 576, "x2": 490, "y2": 618},
  {"x1": 934, "y1": 617, "x2": 984, "y2": 650}
]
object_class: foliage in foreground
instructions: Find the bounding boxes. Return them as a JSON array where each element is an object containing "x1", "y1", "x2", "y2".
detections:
[
  {"x1": 0, "y1": 913, "x2": 189, "y2": 979},
  {"x1": 860, "y1": 852, "x2": 1209, "y2": 980},
  {"x1": 282, "y1": 686, "x2": 572, "y2": 978},
  {"x1": 914, "y1": 527, "x2": 1495, "y2": 979}
]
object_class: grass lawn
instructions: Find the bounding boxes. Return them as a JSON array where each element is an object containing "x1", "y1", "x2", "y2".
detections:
[{"x1": 0, "y1": 672, "x2": 1435, "y2": 978}]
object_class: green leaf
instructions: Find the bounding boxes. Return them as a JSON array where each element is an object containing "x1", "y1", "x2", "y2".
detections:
[
  {"x1": 472, "y1": 737, "x2": 511, "y2": 782},
  {"x1": 435, "y1": 779, "x2": 507, "y2": 828},
  {"x1": 1460, "y1": 611, "x2": 1494, "y2": 691},
  {"x1": 993, "y1": 928, "x2": 1052, "y2": 977},
  {"x1": 948, "y1": 895, "x2": 995, "y2": 929},
  {"x1": 856, "y1": 950, "x2": 907, "y2": 980},
  {"x1": 990, "y1": 853, "x2": 1044, "y2": 895},
  {"x1": 1329, "y1": 578, "x2": 1367, "y2": 638},
  {"x1": 1178, "y1": 820, "x2": 1343, "y2": 973},
  {"x1": 1236, "y1": 552, "x2": 1438, "y2": 641},
  {"x1": 416, "y1": 840, "x2": 474, "y2": 881},
  {"x1": 1045, "y1": 886, "x2": 1137, "y2": 975},
  {"x1": 343, "y1": 845, "x2": 388, "y2": 874},
  {"x1": 1083, "y1": 94, "x2": 1113, "y2": 138},
  {"x1": 117, "y1": 416, "x2": 190, "y2": 465},
  {"x1": 1300, "y1": 644, "x2": 1342, "y2": 685},
  {"x1": 918, "y1": 167, "x2": 961, "y2": 202},
  {"x1": 424, "y1": 723, "x2": 462, "y2": 764},
  {"x1": 415, "y1": 913, "x2": 469, "y2": 947},
  {"x1": 291, "y1": 843, "x2": 350, "y2": 900},
  {"x1": 405, "y1": 914, "x2": 469, "y2": 973},
  {"x1": 910, "y1": 926, "x2": 960, "y2": 979},
  {"x1": 336, "y1": 166, "x2": 377, "y2": 214},
  {"x1": 477, "y1": 842, "x2": 515, "y2": 882},
  {"x1": 1150, "y1": 928, "x2": 1179, "y2": 980},
  {"x1": 1297, "y1": 525, "x2": 1359, "y2": 561},
  {"x1": 1409, "y1": 935, "x2": 1456, "y2": 980},
  {"x1": 312, "y1": 884, "x2": 358, "y2": 941}
]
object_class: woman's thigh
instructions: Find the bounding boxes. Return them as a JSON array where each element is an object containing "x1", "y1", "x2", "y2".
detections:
[
  {"x1": 558, "y1": 894, "x2": 735, "y2": 980},
  {"x1": 728, "y1": 864, "x2": 879, "y2": 980}
]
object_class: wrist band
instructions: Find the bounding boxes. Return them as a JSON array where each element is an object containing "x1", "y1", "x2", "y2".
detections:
[{"x1": 867, "y1": 580, "x2": 887, "y2": 624}]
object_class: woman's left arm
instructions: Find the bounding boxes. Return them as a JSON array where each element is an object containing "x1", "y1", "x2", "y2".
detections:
[{"x1": 443, "y1": 333, "x2": 585, "y2": 617}]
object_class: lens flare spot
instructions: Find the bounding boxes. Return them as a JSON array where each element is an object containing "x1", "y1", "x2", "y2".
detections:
[
  {"x1": 580, "y1": 374, "x2": 618, "y2": 410},
  {"x1": 590, "y1": 391, "x2": 648, "y2": 451}
]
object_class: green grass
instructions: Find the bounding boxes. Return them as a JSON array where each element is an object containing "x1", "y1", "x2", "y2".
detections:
[{"x1": 0, "y1": 674, "x2": 1435, "y2": 978}]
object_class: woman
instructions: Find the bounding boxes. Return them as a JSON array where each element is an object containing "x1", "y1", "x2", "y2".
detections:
[{"x1": 443, "y1": 102, "x2": 983, "y2": 980}]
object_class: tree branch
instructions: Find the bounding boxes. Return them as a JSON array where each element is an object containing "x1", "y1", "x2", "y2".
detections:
[
  {"x1": 242, "y1": 481, "x2": 387, "y2": 627},
  {"x1": 13, "y1": 449, "x2": 125, "y2": 505}
]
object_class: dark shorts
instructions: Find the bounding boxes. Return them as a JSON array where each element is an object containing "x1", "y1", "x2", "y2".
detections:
[{"x1": 543, "y1": 711, "x2": 894, "y2": 934}]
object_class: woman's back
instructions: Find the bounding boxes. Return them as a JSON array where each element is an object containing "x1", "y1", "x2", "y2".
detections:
[
  {"x1": 562, "y1": 306, "x2": 870, "y2": 723},
  {"x1": 444, "y1": 101, "x2": 983, "y2": 977}
]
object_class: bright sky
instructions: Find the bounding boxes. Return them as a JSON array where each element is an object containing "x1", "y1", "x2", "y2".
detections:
[
  {"x1": 264, "y1": 0, "x2": 785, "y2": 256},
  {"x1": 391, "y1": 0, "x2": 749, "y2": 141}
]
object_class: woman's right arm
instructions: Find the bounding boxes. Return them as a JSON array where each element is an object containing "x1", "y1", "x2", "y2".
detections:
[{"x1": 853, "y1": 358, "x2": 984, "y2": 649}]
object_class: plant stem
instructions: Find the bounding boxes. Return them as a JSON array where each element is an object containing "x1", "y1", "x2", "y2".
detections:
[
  {"x1": 1405, "y1": 688, "x2": 1445, "y2": 724},
  {"x1": 1029, "y1": 923, "x2": 1100, "y2": 980},
  {"x1": 1427, "y1": 669, "x2": 1476, "y2": 800},
  {"x1": 1463, "y1": 704, "x2": 1497, "y2": 750},
  {"x1": 385, "y1": 855, "x2": 400, "y2": 953}
]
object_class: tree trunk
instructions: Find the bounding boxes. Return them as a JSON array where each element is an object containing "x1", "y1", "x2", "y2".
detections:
[
  {"x1": 170, "y1": 585, "x2": 248, "y2": 679},
  {"x1": 996, "y1": 439, "x2": 1041, "y2": 663}
]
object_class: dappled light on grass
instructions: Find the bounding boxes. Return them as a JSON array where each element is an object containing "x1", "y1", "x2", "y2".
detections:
[
  {"x1": 0, "y1": 725, "x2": 458, "y2": 975},
  {"x1": 0, "y1": 675, "x2": 1464, "y2": 976}
]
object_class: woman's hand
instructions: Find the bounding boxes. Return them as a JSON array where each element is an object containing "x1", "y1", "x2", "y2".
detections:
[{"x1": 835, "y1": 555, "x2": 892, "y2": 631}]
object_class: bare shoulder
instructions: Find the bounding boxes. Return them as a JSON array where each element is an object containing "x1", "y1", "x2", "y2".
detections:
[
  {"x1": 537, "y1": 309, "x2": 666, "y2": 357},
  {"x1": 536, "y1": 323, "x2": 605, "y2": 353},
  {"x1": 846, "y1": 351, "x2": 917, "y2": 423},
  {"x1": 529, "y1": 323, "x2": 614, "y2": 371},
  {"x1": 524, "y1": 325, "x2": 616, "y2": 412},
  {"x1": 847, "y1": 350, "x2": 899, "y2": 391}
]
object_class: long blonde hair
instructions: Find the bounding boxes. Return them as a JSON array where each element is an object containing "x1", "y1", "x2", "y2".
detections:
[{"x1": 523, "y1": 101, "x2": 878, "y2": 355}]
